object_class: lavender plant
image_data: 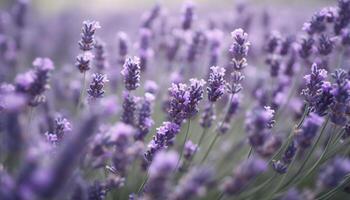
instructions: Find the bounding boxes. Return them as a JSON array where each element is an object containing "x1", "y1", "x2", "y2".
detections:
[{"x1": 1, "y1": 1, "x2": 350, "y2": 200}]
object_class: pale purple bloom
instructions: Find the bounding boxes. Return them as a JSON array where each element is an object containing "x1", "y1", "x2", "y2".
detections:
[
  {"x1": 318, "y1": 156, "x2": 350, "y2": 188},
  {"x1": 87, "y1": 73, "x2": 108, "y2": 99},
  {"x1": 207, "y1": 66, "x2": 226, "y2": 102},
  {"x1": 295, "y1": 113, "x2": 324, "y2": 149},
  {"x1": 78, "y1": 20, "x2": 101, "y2": 51},
  {"x1": 121, "y1": 56, "x2": 141, "y2": 91}
]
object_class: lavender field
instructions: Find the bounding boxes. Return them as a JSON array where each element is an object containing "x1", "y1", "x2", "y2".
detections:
[{"x1": 1, "y1": 0, "x2": 350, "y2": 199}]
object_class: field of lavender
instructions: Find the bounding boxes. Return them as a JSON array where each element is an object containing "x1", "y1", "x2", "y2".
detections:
[{"x1": 1, "y1": 0, "x2": 350, "y2": 199}]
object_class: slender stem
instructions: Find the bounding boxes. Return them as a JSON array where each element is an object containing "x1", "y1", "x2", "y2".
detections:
[
  {"x1": 294, "y1": 126, "x2": 338, "y2": 186},
  {"x1": 237, "y1": 175, "x2": 276, "y2": 199},
  {"x1": 246, "y1": 147, "x2": 253, "y2": 159},
  {"x1": 200, "y1": 134, "x2": 219, "y2": 164},
  {"x1": 216, "y1": 192, "x2": 225, "y2": 200},
  {"x1": 76, "y1": 71, "x2": 87, "y2": 114},
  {"x1": 197, "y1": 128, "x2": 208, "y2": 148},
  {"x1": 176, "y1": 119, "x2": 191, "y2": 169},
  {"x1": 279, "y1": 116, "x2": 329, "y2": 191},
  {"x1": 269, "y1": 106, "x2": 309, "y2": 163},
  {"x1": 316, "y1": 175, "x2": 350, "y2": 200},
  {"x1": 137, "y1": 173, "x2": 149, "y2": 194}
]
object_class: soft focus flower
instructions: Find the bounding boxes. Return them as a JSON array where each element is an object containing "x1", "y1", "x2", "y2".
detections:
[{"x1": 121, "y1": 56, "x2": 141, "y2": 91}]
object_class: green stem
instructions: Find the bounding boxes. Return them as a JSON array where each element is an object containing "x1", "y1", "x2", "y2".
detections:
[
  {"x1": 237, "y1": 175, "x2": 276, "y2": 199},
  {"x1": 137, "y1": 173, "x2": 149, "y2": 194},
  {"x1": 316, "y1": 175, "x2": 350, "y2": 200},
  {"x1": 176, "y1": 119, "x2": 191, "y2": 169},
  {"x1": 200, "y1": 134, "x2": 219, "y2": 164},
  {"x1": 279, "y1": 116, "x2": 329, "y2": 191}
]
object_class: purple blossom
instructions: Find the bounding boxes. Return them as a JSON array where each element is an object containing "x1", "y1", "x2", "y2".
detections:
[
  {"x1": 207, "y1": 66, "x2": 226, "y2": 102},
  {"x1": 117, "y1": 32, "x2": 129, "y2": 65},
  {"x1": 87, "y1": 73, "x2": 108, "y2": 100},
  {"x1": 184, "y1": 140, "x2": 198, "y2": 160},
  {"x1": 301, "y1": 63, "x2": 328, "y2": 109},
  {"x1": 94, "y1": 39, "x2": 109, "y2": 71},
  {"x1": 186, "y1": 79, "x2": 205, "y2": 118},
  {"x1": 298, "y1": 36, "x2": 314, "y2": 59},
  {"x1": 168, "y1": 83, "x2": 190, "y2": 124},
  {"x1": 329, "y1": 69, "x2": 350, "y2": 126},
  {"x1": 144, "y1": 151, "x2": 178, "y2": 199},
  {"x1": 230, "y1": 28, "x2": 250, "y2": 63},
  {"x1": 139, "y1": 28, "x2": 153, "y2": 71},
  {"x1": 317, "y1": 34, "x2": 334, "y2": 56},
  {"x1": 135, "y1": 93, "x2": 155, "y2": 141},
  {"x1": 78, "y1": 20, "x2": 101, "y2": 51},
  {"x1": 200, "y1": 103, "x2": 215, "y2": 128},
  {"x1": 76, "y1": 52, "x2": 94, "y2": 73},
  {"x1": 170, "y1": 167, "x2": 213, "y2": 200},
  {"x1": 295, "y1": 113, "x2": 324, "y2": 149},
  {"x1": 181, "y1": 2, "x2": 196, "y2": 31},
  {"x1": 121, "y1": 56, "x2": 141, "y2": 91},
  {"x1": 318, "y1": 156, "x2": 350, "y2": 188},
  {"x1": 144, "y1": 122, "x2": 181, "y2": 162},
  {"x1": 121, "y1": 92, "x2": 138, "y2": 125},
  {"x1": 221, "y1": 158, "x2": 268, "y2": 195}
]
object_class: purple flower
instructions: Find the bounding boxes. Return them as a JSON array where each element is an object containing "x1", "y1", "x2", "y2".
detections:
[
  {"x1": 318, "y1": 156, "x2": 350, "y2": 188},
  {"x1": 187, "y1": 30, "x2": 205, "y2": 63},
  {"x1": 221, "y1": 158, "x2": 268, "y2": 195},
  {"x1": 295, "y1": 113, "x2": 324, "y2": 149},
  {"x1": 144, "y1": 151, "x2": 178, "y2": 199},
  {"x1": 139, "y1": 28, "x2": 153, "y2": 71},
  {"x1": 264, "y1": 31, "x2": 281, "y2": 54},
  {"x1": 181, "y1": 2, "x2": 196, "y2": 30},
  {"x1": 121, "y1": 56, "x2": 141, "y2": 91},
  {"x1": 170, "y1": 167, "x2": 213, "y2": 200},
  {"x1": 141, "y1": 4, "x2": 161, "y2": 28},
  {"x1": 334, "y1": 0, "x2": 350, "y2": 35},
  {"x1": 317, "y1": 34, "x2": 334, "y2": 56},
  {"x1": 229, "y1": 29, "x2": 250, "y2": 75},
  {"x1": 272, "y1": 160, "x2": 288, "y2": 174},
  {"x1": 121, "y1": 92, "x2": 137, "y2": 125},
  {"x1": 45, "y1": 116, "x2": 71, "y2": 145},
  {"x1": 298, "y1": 36, "x2": 314, "y2": 59},
  {"x1": 303, "y1": 11, "x2": 327, "y2": 35},
  {"x1": 329, "y1": 69, "x2": 350, "y2": 126},
  {"x1": 94, "y1": 39, "x2": 109, "y2": 71},
  {"x1": 168, "y1": 83, "x2": 190, "y2": 124},
  {"x1": 184, "y1": 140, "x2": 198, "y2": 160},
  {"x1": 87, "y1": 73, "x2": 108, "y2": 99},
  {"x1": 207, "y1": 29, "x2": 223, "y2": 67},
  {"x1": 135, "y1": 93, "x2": 155, "y2": 141},
  {"x1": 78, "y1": 20, "x2": 101, "y2": 51},
  {"x1": 282, "y1": 140, "x2": 297, "y2": 164},
  {"x1": 186, "y1": 79, "x2": 205, "y2": 118},
  {"x1": 144, "y1": 122, "x2": 180, "y2": 162},
  {"x1": 117, "y1": 32, "x2": 129, "y2": 65},
  {"x1": 341, "y1": 28, "x2": 350, "y2": 45},
  {"x1": 144, "y1": 80, "x2": 159, "y2": 95},
  {"x1": 76, "y1": 52, "x2": 94, "y2": 73},
  {"x1": 15, "y1": 57, "x2": 54, "y2": 106},
  {"x1": 281, "y1": 188, "x2": 303, "y2": 200},
  {"x1": 200, "y1": 103, "x2": 215, "y2": 128},
  {"x1": 207, "y1": 66, "x2": 226, "y2": 102},
  {"x1": 301, "y1": 63, "x2": 328, "y2": 109}
]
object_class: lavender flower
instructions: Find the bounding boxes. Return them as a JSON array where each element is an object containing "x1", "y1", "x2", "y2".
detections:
[
  {"x1": 141, "y1": 4, "x2": 161, "y2": 28},
  {"x1": 144, "y1": 122, "x2": 180, "y2": 162},
  {"x1": 170, "y1": 167, "x2": 213, "y2": 200},
  {"x1": 78, "y1": 21, "x2": 101, "y2": 51},
  {"x1": 181, "y1": 2, "x2": 196, "y2": 31},
  {"x1": 301, "y1": 63, "x2": 328, "y2": 109},
  {"x1": 329, "y1": 69, "x2": 350, "y2": 126},
  {"x1": 334, "y1": 0, "x2": 350, "y2": 35},
  {"x1": 295, "y1": 113, "x2": 324, "y2": 149},
  {"x1": 121, "y1": 56, "x2": 141, "y2": 91},
  {"x1": 207, "y1": 29, "x2": 223, "y2": 67},
  {"x1": 264, "y1": 31, "x2": 281, "y2": 54},
  {"x1": 135, "y1": 93, "x2": 155, "y2": 141},
  {"x1": 187, "y1": 30, "x2": 205, "y2": 63},
  {"x1": 87, "y1": 181, "x2": 107, "y2": 200},
  {"x1": 229, "y1": 28, "x2": 250, "y2": 69},
  {"x1": 200, "y1": 103, "x2": 215, "y2": 128},
  {"x1": 45, "y1": 117, "x2": 71, "y2": 145},
  {"x1": 87, "y1": 73, "x2": 108, "y2": 100},
  {"x1": 144, "y1": 80, "x2": 159, "y2": 95},
  {"x1": 318, "y1": 157, "x2": 350, "y2": 188},
  {"x1": 94, "y1": 39, "x2": 109, "y2": 71},
  {"x1": 341, "y1": 28, "x2": 350, "y2": 45},
  {"x1": 144, "y1": 151, "x2": 178, "y2": 199},
  {"x1": 186, "y1": 79, "x2": 205, "y2": 118},
  {"x1": 117, "y1": 32, "x2": 129, "y2": 65},
  {"x1": 168, "y1": 83, "x2": 190, "y2": 124},
  {"x1": 273, "y1": 141, "x2": 297, "y2": 174},
  {"x1": 139, "y1": 28, "x2": 153, "y2": 71},
  {"x1": 207, "y1": 66, "x2": 226, "y2": 102},
  {"x1": 184, "y1": 140, "x2": 198, "y2": 160},
  {"x1": 298, "y1": 36, "x2": 314, "y2": 59},
  {"x1": 317, "y1": 34, "x2": 334, "y2": 56},
  {"x1": 221, "y1": 158, "x2": 268, "y2": 195},
  {"x1": 121, "y1": 92, "x2": 137, "y2": 125},
  {"x1": 15, "y1": 57, "x2": 54, "y2": 106},
  {"x1": 76, "y1": 52, "x2": 92, "y2": 73}
]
